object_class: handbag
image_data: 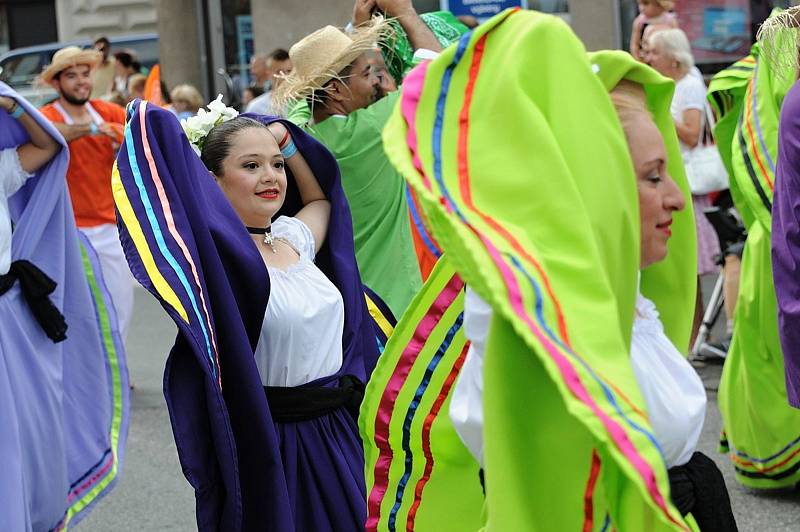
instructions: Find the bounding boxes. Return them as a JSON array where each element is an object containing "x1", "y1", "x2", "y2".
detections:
[{"x1": 683, "y1": 104, "x2": 729, "y2": 195}]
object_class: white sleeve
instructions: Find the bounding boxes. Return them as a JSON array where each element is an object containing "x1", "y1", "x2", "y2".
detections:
[
  {"x1": 272, "y1": 216, "x2": 316, "y2": 261},
  {"x1": 0, "y1": 148, "x2": 33, "y2": 197},
  {"x1": 449, "y1": 287, "x2": 493, "y2": 466},
  {"x1": 676, "y1": 78, "x2": 706, "y2": 113}
]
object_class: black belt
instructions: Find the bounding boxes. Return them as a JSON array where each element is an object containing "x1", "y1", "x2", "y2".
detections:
[
  {"x1": 264, "y1": 374, "x2": 364, "y2": 423},
  {"x1": 669, "y1": 452, "x2": 738, "y2": 531},
  {"x1": 0, "y1": 260, "x2": 67, "y2": 343}
]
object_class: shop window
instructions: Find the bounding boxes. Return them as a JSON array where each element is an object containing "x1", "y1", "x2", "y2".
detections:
[{"x1": 620, "y1": 0, "x2": 792, "y2": 70}]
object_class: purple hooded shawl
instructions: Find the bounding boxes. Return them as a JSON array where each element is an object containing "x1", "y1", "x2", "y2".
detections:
[
  {"x1": 773, "y1": 80, "x2": 800, "y2": 407},
  {"x1": 113, "y1": 101, "x2": 384, "y2": 530},
  {"x1": 0, "y1": 82, "x2": 129, "y2": 531}
]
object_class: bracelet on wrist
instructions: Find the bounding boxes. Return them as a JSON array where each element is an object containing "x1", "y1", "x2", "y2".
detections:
[
  {"x1": 277, "y1": 129, "x2": 290, "y2": 149},
  {"x1": 9, "y1": 101, "x2": 25, "y2": 119},
  {"x1": 281, "y1": 138, "x2": 298, "y2": 159}
]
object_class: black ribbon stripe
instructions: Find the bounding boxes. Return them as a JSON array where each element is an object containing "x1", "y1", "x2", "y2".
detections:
[{"x1": 0, "y1": 260, "x2": 67, "y2": 343}]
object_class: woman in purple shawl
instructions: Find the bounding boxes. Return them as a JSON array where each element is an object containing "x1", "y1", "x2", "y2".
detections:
[
  {"x1": 113, "y1": 100, "x2": 389, "y2": 531},
  {"x1": 1, "y1": 83, "x2": 130, "y2": 530}
]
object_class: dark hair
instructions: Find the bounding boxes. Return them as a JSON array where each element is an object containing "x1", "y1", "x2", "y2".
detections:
[
  {"x1": 269, "y1": 48, "x2": 290, "y2": 62},
  {"x1": 308, "y1": 63, "x2": 353, "y2": 108},
  {"x1": 94, "y1": 36, "x2": 110, "y2": 47},
  {"x1": 200, "y1": 117, "x2": 269, "y2": 176},
  {"x1": 160, "y1": 80, "x2": 172, "y2": 103},
  {"x1": 114, "y1": 51, "x2": 140, "y2": 71},
  {"x1": 245, "y1": 84, "x2": 264, "y2": 98}
]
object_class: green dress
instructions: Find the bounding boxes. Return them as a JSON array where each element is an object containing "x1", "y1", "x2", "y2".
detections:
[
  {"x1": 382, "y1": 9, "x2": 694, "y2": 531},
  {"x1": 301, "y1": 92, "x2": 422, "y2": 317},
  {"x1": 708, "y1": 36, "x2": 800, "y2": 489}
]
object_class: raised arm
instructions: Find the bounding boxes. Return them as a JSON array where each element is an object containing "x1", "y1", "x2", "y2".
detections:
[
  {"x1": 376, "y1": 0, "x2": 442, "y2": 53},
  {"x1": 0, "y1": 96, "x2": 60, "y2": 174},
  {"x1": 268, "y1": 122, "x2": 330, "y2": 252}
]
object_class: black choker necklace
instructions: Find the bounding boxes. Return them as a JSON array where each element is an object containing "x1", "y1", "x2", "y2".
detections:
[{"x1": 246, "y1": 225, "x2": 276, "y2": 253}]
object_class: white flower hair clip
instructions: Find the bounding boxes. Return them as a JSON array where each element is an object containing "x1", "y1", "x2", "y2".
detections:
[{"x1": 181, "y1": 94, "x2": 239, "y2": 156}]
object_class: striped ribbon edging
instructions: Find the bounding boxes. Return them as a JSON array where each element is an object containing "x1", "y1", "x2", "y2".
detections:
[
  {"x1": 113, "y1": 101, "x2": 221, "y2": 387},
  {"x1": 406, "y1": 185, "x2": 442, "y2": 259},
  {"x1": 53, "y1": 235, "x2": 129, "y2": 530},
  {"x1": 736, "y1": 60, "x2": 774, "y2": 213},
  {"x1": 401, "y1": 15, "x2": 685, "y2": 529},
  {"x1": 721, "y1": 429, "x2": 800, "y2": 480},
  {"x1": 582, "y1": 449, "x2": 602, "y2": 532},
  {"x1": 366, "y1": 273, "x2": 466, "y2": 531}
]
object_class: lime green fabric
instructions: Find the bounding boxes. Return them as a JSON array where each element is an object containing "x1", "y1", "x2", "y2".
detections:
[
  {"x1": 708, "y1": 31, "x2": 800, "y2": 489},
  {"x1": 301, "y1": 91, "x2": 422, "y2": 317},
  {"x1": 590, "y1": 51, "x2": 697, "y2": 352},
  {"x1": 382, "y1": 11, "x2": 469, "y2": 83},
  {"x1": 360, "y1": 256, "x2": 484, "y2": 531},
  {"x1": 383, "y1": 9, "x2": 687, "y2": 531},
  {"x1": 708, "y1": 53, "x2": 758, "y2": 229}
]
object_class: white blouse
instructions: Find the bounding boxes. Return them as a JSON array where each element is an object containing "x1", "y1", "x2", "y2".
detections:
[
  {"x1": 0, "y1": 148, "x2": 33, "y2": 275},
  {"x1": 253, "y1": 216, "x2": 345, "y2": 387},
  {"x1": 449, "y1": 288, "x2": 707, "y2": 468}
]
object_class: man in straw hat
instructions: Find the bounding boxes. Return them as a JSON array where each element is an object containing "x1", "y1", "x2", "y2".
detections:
[
  {"x1": 39, "y1": 46, "x2": 133, "y2": 340},
  {"x1": 275, "y1": 0, "x2": 442, "y2": 318}
]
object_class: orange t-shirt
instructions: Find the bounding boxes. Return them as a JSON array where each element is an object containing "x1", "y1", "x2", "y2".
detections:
[{"x1": 40, "y1": 100, "x2": 126, "y2": 227}]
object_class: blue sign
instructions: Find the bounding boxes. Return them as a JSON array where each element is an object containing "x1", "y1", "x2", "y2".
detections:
[{"x1": 441, "y1": 0, "x2": 527, "y2": 19}]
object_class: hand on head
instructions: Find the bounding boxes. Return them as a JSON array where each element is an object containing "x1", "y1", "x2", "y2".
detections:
[
  {"x1": 374, "y1": 0, "x2": 414, "y2": 17},
  {"x1": 352, "y1": 0, "x2": 377, "y2": 26}
]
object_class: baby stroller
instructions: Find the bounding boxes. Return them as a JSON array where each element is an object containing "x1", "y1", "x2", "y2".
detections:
[{"x1": 691, "y1": 191, "x2": 747, "y2": 360}]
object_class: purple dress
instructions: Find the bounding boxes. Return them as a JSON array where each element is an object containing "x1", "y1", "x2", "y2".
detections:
[
  {"x1": 114, "y1": 101, "x2": 384, "y2": 530},
  {"x1": 772, "y1": 79, "x2": 800, "y2": 408},
  {"x1": 0, "y1": 82, "x2": 129, "y2": 530}
]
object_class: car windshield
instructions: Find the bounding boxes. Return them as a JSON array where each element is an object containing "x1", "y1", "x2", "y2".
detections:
[{"x1": 0, "y1": 52, "x2": 45, "y2": 88}]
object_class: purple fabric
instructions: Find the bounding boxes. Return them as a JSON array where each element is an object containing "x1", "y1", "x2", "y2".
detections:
[
  {"x1": 0, "y1": 82, "x2": 129, "y2": 530},
  {"x1": 772, "y1": 80, "x2": 800, "y2": 408},
  {"x1": 115, "y1": 102, "x2": 379, "y2": 530}
]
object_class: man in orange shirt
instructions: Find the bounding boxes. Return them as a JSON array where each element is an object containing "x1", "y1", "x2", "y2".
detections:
[{"x1": 40, "y1": 46, "x2": 133, "y2": 340}]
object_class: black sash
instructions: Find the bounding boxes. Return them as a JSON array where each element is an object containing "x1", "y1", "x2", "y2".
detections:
[
  {"x1": 264, "y1": 374, "x2": 364, "y2": 423},
  {"x1": 0, "y1": 259, "x2": 67, "y2": 342},
  {"x1": 669, "y1": 452, "x2": 738, "y2": 531}
]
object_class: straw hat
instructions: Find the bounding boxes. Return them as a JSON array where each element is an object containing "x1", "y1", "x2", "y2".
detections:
[
  {"x1": 40, "y1": 46, "x2": 102, "y2": 84},
  {"x1": 273, "y1": 17, "x2": 389, "y2": 107}
]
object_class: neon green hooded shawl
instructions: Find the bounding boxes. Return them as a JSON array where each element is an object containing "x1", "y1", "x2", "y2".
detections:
[
  {"x1": 590, "y1": 51, "x2": 697, "y2": 351},
  {"x1": 707, "y1": 16, "x2": 800, "y2": 489},
  {"x1": 381, "y1": 9, "x2": 690, "y2": 531}
]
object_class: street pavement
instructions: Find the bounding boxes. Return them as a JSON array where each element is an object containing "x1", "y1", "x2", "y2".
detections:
[{"x1": 80, "y1": 278, "x2": 800, "y2": 531}]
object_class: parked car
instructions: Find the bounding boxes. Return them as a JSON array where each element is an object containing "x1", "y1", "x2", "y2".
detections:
[{"x1": 0, "y1": 33, "x2": 158, "y2": 107}]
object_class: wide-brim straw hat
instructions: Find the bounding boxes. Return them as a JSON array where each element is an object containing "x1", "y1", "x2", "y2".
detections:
[
  {"x1": 40, "y1": 46, "x2": 103, "y2": 84},
  {"x1": 273, "y1": 16, "x2": 389, "y2": 108}
]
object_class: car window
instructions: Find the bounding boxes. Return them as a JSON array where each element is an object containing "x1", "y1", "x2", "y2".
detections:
[{"x1": 0, "y1": 52, "x2": 44, "y2": 87}]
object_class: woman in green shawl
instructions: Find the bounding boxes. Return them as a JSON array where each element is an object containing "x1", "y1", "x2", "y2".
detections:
[
  {"x1": 373, "y1": 7, "x2": 730, "y2": 531},
  {"x1": 706, "y1": 8, "x2": 800, "y2": 490}
]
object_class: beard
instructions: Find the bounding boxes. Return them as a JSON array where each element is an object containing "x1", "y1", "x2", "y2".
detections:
[
  {"x1": 371, "y1": 85, "x2": 386, "y2": 104},
  {"x1": 62, "y1": 91, "x2": 90, "y2": 106}
]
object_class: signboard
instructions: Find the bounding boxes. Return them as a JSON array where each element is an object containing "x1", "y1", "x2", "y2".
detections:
[
  {"x1": 441, "y1": 0, "x2": 528, "y2": 20},
  {"x1": 236, "y1": 15, "x2": 254, "y2": 84},
  {"x1": 672, "y1": 0, "x2": 751, "y2": 64}
]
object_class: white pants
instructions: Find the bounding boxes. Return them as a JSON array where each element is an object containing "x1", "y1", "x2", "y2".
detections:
[{"x1": 79, "y1": 224, "x2": 134, "y2": 341}]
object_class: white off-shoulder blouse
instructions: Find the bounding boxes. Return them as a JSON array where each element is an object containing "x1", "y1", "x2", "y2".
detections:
[
  {"x1": 253, "y1": 216, "x2": 345, "y2": 387},
  {"x1": 449, "y1": 288, "x2": 707, "y2": 469},
  {"x1": 0, "y1": 148, "x2": 33, "y2": 275}
]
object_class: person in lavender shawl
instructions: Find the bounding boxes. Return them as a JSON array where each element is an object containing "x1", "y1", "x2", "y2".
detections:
[
  {"x1": 113, "y1": 96, "x2": 390, "y2": 531},
  {"x1": 0, "y1": 82, "x2": 130, "y2": 531}
]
